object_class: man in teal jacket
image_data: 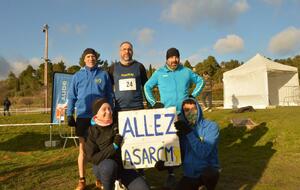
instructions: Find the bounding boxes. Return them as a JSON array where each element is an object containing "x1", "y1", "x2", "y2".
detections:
[
  {"x1": 144, "y1": 47, "x2": 204, "y2": 114},
  {"x1": 144, "y1": 47, "x2": 205, "y2": 189}
]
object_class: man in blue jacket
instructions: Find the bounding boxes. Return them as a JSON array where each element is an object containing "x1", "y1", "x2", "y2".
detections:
[
  {"x1": 156, "y1": 98, "x2": 220, "y2": 190},
  {"x1": 144, "y1": 47, "x2": 205, "y2": 188},
  {"x1": 67, "y1": 48, "x2": 114, "y2": 190}
]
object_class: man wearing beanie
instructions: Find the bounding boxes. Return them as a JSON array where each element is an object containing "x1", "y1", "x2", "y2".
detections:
[
  {"x1": 144, "y1": 47, "x2": 205, "y2": 189},
  {"x1": 67, "y1": 48, "x2": 114, "y2": 190}
]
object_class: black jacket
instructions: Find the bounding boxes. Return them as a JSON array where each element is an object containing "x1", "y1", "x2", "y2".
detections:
[{"x1": 85, "y1": 123, "x2": 122, "y2": 166}]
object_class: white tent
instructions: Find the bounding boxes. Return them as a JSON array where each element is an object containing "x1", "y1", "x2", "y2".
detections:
[{"x1": 223, "y1": 54, "x2": 300, "y2": 109}]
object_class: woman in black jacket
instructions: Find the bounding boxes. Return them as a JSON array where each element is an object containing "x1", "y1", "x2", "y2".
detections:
[{"x1": 85, "y1": 98, "x2": 149, "y2": 190}]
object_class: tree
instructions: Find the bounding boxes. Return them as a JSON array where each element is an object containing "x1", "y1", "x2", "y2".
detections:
[
  {"x1": 183, "y1": 60, "x2": 193, "y2": 70},
  {"x1": 52, "y1": 60, "x2": 66, "y2": 73},
  {"x1": 18, "y1": 65, "x2": 42, "y2": 96},
  {"x1": 67, "y1": 65, "x2": 81, "y2": 74},
  {"x1": 99, "y1": 60, "x2": 109, "y2": 71},
  {"x1": 6, "y1": 71, "x2": 19, "y2": 92},
  {"x1": 21, "y1": 97, "x2": 34, "y2": 108},
  {"x1": 194, "y1": 55, "x2": 220, "y2": 76},
  {"x1": 147, "y1": 64, "x2": 155, "y2": 78}
]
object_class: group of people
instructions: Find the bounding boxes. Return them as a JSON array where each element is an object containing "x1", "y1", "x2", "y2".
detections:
[{"x1": 67, "y1": 41, "x2": 220, "y2": 190}]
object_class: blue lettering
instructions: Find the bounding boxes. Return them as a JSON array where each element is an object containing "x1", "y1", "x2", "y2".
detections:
[
  {"x1": 133, "y1": 149, "x2": 141, "y2": 165},
  {"x1": 134, "y1": 117, "x2": 144, "y2": 137},
  {"x1": 124, "y1": 149, "x2": 133, "y2": 166},
  {"x1": 149, "y1": 146, "x2": 157, "y2": 163},
  {"x1": 122, "y1": 117, "x2": 135, "y2": 137},
  {"x1": 154, "y1": 114, "x2": 163, "y2": 136},
  {"x1": 142, "y1": 148, "x2": 150, "y2": 164},
  {"x1": 165, "y1": 113, "x2": 176, "y2": 134},
  {"x1": 165, "y1": 146, "x2": 174, "y2": 162},
  {"x1": 157, "y1": 146, "x2": 164, "y2": 160},
  {"x1": 144, "y1": 115, "x2": 154, "y2": 136}
]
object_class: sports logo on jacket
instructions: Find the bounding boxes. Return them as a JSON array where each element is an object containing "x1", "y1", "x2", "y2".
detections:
[
  {"x1": 199, "y1": 136, "x2": 204, "y2": 142},
  {"x1": 95, "y1": 78, "x2": 102, "y2": 84}
]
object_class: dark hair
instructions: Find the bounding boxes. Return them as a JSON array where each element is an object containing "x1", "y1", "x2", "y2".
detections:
[
  {"x1": 120, "y1": 41, "x2": 133, "y2": 49},
  {"x1": 182, "y1": 99, "x2": 196, "y2": 106}
]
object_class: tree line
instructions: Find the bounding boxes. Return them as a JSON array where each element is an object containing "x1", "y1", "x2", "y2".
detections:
[{"x1": 1, "y1": 54, "x2": 300, "y2": 104}]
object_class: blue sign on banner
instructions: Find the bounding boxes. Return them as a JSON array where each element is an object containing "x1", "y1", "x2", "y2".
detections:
[{"x1": 51, "y1": 72, "x2": 73, "y2": 124}]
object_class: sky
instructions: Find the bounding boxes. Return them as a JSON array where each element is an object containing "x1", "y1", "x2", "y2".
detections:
[{"x1": 1, "y1": 0, "x2": 300, "y2": 79}]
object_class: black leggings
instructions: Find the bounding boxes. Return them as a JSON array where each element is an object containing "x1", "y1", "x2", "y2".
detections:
[{"x1": 175, "y1": 167, "x2": 219, "y2": 190}]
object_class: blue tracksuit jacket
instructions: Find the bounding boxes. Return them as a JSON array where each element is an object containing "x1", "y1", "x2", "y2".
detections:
[
  {"x1": 144, "y1": 64, "x2": 204, "y2": 114},
  {"x1": 179, "y1": 98, "x2": 220, "y2": 178},
  {"x1": 67, "y1": 65, "x2": 113, "y2": 118}
]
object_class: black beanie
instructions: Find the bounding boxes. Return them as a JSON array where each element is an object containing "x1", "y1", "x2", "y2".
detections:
[
  {"x1": 166, "y1": 48, "x2": 180, "y2": 60},
  {"x1": 92, "y1": 98, "x2": 109, "y2": 115},
  {"x1": 82, "y1": 48, "x2": 98, "y2": 58}
]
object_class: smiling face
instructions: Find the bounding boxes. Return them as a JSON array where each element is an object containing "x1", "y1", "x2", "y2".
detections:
[
  {"x1": 96, "y1": 103, "x2": 113, "y2": 122},
  {"x1": 119, "y1": 42, "x2": 133, "y2": 65},
  {"x1": 166, "y1": 55, "x2": 180, "y2": 70},
  {"x1": 84, "y1": 53, "x2": 97, "y2": 68}
]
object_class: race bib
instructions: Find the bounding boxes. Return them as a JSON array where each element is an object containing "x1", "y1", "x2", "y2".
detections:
[{"x1": 119, "y1": 78, "x2": 136, "y2": 91}]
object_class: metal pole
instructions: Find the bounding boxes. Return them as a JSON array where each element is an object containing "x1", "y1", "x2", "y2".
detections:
[{"x1": 43, "y1": 24, "x2": 49, "y2": 113}]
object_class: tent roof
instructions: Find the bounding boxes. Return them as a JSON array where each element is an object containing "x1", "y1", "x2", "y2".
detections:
[{"x1": 224, "y1": 53, "x2": 298, "y2": 76}]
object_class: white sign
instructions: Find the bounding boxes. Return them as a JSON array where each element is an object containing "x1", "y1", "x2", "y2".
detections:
[{"x1": 118, "y1": 107, "x2": 181, "y2": 169}]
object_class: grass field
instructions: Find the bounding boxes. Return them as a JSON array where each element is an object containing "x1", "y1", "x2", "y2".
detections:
[{"x1": 1, "y1": 107, "x2": 300, "y2": 190}]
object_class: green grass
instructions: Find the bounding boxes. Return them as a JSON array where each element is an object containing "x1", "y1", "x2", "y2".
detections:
[{"x1": 1, "y1": 107, "x2": 300, "y2": 190}]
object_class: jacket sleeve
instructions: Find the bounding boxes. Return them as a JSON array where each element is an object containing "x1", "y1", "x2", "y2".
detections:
[
  {"x1": 185, "y1": 122, "x2": 219, "y2": 159},
  {"x1": 190, "y1": 70, "x2": 205, "y2": 98},
  {"x1": 144, "y1": 71, "x2": 158, "y2": 106},
  {"x1": 67, "y1": 74, "x2": 77, "y2": 116},
  {"x1": 85, "y1": 128, "x2": 116, "y2": 165}
]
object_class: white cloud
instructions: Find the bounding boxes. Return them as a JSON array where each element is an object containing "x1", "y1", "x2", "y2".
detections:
[
  {"x1": 268, "y1": 27, "x2": 300, "y2": 55},
  {"x1": 161, "y1": 0, "x2": 249, "y2": 28},
  {"x1": 214, "y1": 34, "x2": 244, "y2": 54},
  {"x1": 136, "y1": 28, "x2": 155, "y2": 45},
  {"x1": 185, "y1": 48, "x2": 209, "y2": 65},
  {"x1": 74, "y1": 24, "x2": 87, "y2": 34},
  {"x1": 58, "y1": 24, "x2": 87, "y2": 34},
  {"x1": 10, "y1": 57, "x2": 42, "y2": 76}
]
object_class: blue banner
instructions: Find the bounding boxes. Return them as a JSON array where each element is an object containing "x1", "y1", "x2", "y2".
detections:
[{"x1": 51, "y1": 72, "x2": 73, "y2": 124}]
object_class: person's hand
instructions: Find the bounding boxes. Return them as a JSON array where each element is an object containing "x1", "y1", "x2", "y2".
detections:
[
  {"x1": 153, "y1": 102, "x2": 164, "y2": 108},
  {"x1": 154, "y1": 160, "x2": 167, "y2": 171},
  {"x1": 174, "y1": 120, "x2": 192, "y2": 135},
  {"x1": 67, "y1": 116, "x2": 76, "y2": 127},
  {"x1": 113, "y1": 134, "x2": 123, "y2": 148}
]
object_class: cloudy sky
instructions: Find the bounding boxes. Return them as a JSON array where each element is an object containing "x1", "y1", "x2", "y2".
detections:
[{"x1": 0, "y1": 0, "x2": 300, "y2": 79}]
